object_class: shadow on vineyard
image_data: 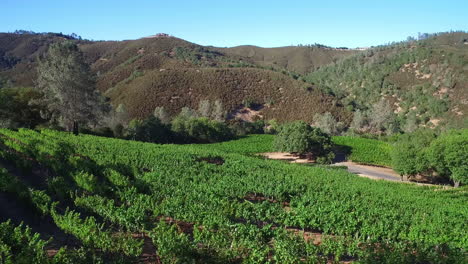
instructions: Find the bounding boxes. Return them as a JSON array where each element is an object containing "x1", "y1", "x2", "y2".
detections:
[{"x1": 0, "y1": 129, "x2": 466, "y2": 263}]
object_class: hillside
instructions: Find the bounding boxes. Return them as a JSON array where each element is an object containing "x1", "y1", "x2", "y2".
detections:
[
  {"x1": 0, "y1": 33, "x2": 354, "y2": 123},
  {"x1": 305, "y1": 32, "x2": 468, "y2": 129},
  {"x1": 0, "y1": 129, "x2": 466, "y2": 262},
  {"x1": 217, "y1": 44, "x2": 356, "y2": 74},
  {"x1": 1, "y1": 31, "x2": 467, "y2": 129}
]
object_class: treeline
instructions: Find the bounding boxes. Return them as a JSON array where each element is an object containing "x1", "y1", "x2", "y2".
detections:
[
  {"x1": 11, "y1": 29, "x2": 85, "y2": 40},
  {"x1": 391, "y1": 129, "x2": 467, "y2": 186},
  {"x1": 99, "y1": 98, "x2": 275, "y2": 144}
]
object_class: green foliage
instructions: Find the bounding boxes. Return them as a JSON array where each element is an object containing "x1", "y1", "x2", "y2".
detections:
[
  {"x1": 390, "y1": 129, "x2": 468, "y2": 185},
  {"x1": 128, "y1": 116, "x2": 173, "y2": 143},
  {"x1": 0, "y1": 87, "x2": 45, "y2": 129},
  {"x1": 0, "y1": 221, "x2": 49, "y2": 264},
  {"x1": 228, "y1": 119, "x2": 265, "y2": 136},
  {"x1": 427, "y1": 130, "x2": 468, "y2": 184},
  {"x1": 51, "y1": 207, "x2": 143, "y2": 256},
  {"x1": 149, "y1": 221, "x2": 195, "y2": 264},
  {"x1": 333, "y1": 136, "x2": 393, "y2": 167},
  {"x1": 391, "y1": 130, "x2": 437, "y2": 176},
  {"x1": 171, "y1": 116, "x2": 234, "y2": 143},
  {"x1": 0, "y1": 128, "x2": 467, "y2": 262},
  {"x1": 274, "y1": 121, "x2": 334, "y2": 163}
]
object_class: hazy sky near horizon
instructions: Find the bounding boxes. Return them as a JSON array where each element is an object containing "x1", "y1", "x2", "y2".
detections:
[{"x1": 1, "y1": 0, "x2": 467, "y2": 48}]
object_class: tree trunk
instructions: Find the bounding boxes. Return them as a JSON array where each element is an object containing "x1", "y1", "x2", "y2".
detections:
[
  {"x1": 72, "y1": 121, "x2": 79, "y2": 135},
  {"x1": 400, "y1": 175, "x2": 408, "y2": 181},
  {"x1": 454, "y1": 181, "x2": 460, "y2": 188}
]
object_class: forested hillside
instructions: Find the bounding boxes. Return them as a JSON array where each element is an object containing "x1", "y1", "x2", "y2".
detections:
[{"x1": 306, "y1": 32, "x2": 468, "y2": 131}]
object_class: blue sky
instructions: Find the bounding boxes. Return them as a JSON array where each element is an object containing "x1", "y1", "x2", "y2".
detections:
[{"x1": 1, "y1": 0, "x2": 467, "y2": 48}]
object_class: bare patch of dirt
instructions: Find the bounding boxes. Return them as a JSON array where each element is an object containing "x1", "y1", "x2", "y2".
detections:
[
  {"x1": 260, "y1": 152, "x2": 314, "y2": 164},
  {"x1": 229, "y1": 106, "x2": 264, "y2": 122},
  {"x1": 132, "y1": 233, "x2": 161, "y2": 264},
  {"x1": 285, "y1": 227, "x2": 324, "y2": 245}
]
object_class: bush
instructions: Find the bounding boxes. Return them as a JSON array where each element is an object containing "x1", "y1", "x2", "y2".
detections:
[
  {"x1": 228, "y1": 120, "x2": 265, "y2": 136},
  {"x1": 274, "y1": 121, "x2": 334, "y2": 164},
  {"x1": 313, "y1": 112, "x2": 344, "y2": 135},
  {"x1": 128, "y1": 117, "x2": 173, "y2": 143},
  {"x1": 391, "y1": 129, "x2": 437, "y2": 177},
  {"x1": 172, "y1": 116, "x2": 235, "y2": 143},
  {"x1": 427, "y1": 130, "x2": 468, "y2": 185}
]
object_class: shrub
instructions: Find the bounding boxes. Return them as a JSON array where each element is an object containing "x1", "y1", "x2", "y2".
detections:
[
  {"x1": 128, "y1": 117, "x2": 173, "y2": 143},
  {"x1": 391, "y1": 129, "x2": 437, "y2": 177},
  {"x1": 172, "y1": 116, "x2": 235, "y2": 143},
  {"x1": 427, "y1": 130, "x2": 468, "y2": 185},
  {"x1": 274, "y1": 121, "x2": 334, "y2": 164},
  {"x1": 313, "y1": 112, "x2": 345, "y2": 135},
  {"x1": 228, "y1": 120, "x2": 265, "y2": 136}
]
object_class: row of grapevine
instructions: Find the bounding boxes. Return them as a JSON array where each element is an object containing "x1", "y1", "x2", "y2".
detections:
[{"x1": 0, "y1": 129, "x2": 466, "y2": 263}]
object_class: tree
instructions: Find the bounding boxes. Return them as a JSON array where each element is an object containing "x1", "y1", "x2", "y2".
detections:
[
  {"x1": 153, "y1": 106, "x2": 171, "y2": 124},
  {"x1": 211, "y1": 99, "x2": 226, "y2": 122},
  {"x1": 402, "y1": 112, "x2": 418, "y2": 133},
  {"x1": 178, "y1": 107, "x2": 198, "y2": 119},
  {"x1": 349, "y1": 110, "x2": 368, "y2": 133},
  {"x1": 313, "y1": 112, "x2": 344, "y2": 136},
  {"x1": 0, "y1": 87, "x2": 45, "y2": 128},
  {"x1": 129, "y1": 117, "x2": 173, "y2": 143},
  {"x1": 368, "y1": 99, "x2": 398, "y2": 135},
  {"x1": 273, "y1": 121, "x2": 334, "y2": 164},
  {"x1": 391, "y1": 130, "x2": 437, "y2": 179},
  {"x1": 427, "y1": 130, "x2": 468, "y2": 187},
  {"x1": 33, "y1": 41, "x2": 107, "y2": 135},
  {"x1": 198, "y1": 100, "x2": 211, "y2": 118}
]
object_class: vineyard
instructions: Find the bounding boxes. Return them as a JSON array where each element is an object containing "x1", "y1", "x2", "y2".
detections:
[
  {"x1": 0, "y1": 129, "x2": 467, "y2": 263},
  {"x1": 332, "y1": 136, "x2": 393, "y2": 167}
]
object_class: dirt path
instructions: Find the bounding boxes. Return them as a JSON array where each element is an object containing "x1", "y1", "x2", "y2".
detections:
[
  {"x1": 332, "y1": 162, "x2": 401, "y2": 181},
  {"x1": 261, "y1": 152, "x2": 402, "y2": 182}
]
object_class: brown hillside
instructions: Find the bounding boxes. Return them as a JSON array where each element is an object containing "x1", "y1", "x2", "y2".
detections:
[
  {"x1": 0, "y1": 33, "x2": 350, "y2": 123},
  {"x1": 216, "y1": 45, "x2": 356, "y2": 74},
  {"x1": 105, "y1": 67, "x2": 351, "y2": 123}
]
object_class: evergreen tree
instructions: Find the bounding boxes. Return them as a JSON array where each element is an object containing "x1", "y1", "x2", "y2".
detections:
[{"x1": 33, "y1": 41, "x2": 107, "y2": 134}]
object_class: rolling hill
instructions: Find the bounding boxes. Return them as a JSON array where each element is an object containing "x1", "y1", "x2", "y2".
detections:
[
  {"x1": 0, "y1": 31, "x2": 467, "y2": 128},
  {"x1": 306, "y1": 32, "x2": 468, "y2": 129},
  {"x1": 0, "y1": 33, "x2": 354, "y2": 124}
]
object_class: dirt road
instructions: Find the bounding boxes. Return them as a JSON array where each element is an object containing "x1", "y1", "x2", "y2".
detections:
[{"x1": 333, "y1": 162, "x2": 401, "y2": 181}]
